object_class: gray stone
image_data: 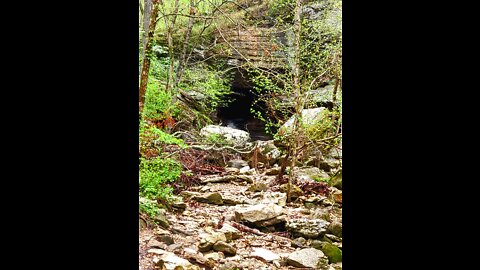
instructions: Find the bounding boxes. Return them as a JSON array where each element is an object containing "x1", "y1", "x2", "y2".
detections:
[
  {"x1": 157, "y1": 234, "x2": 174, "y2": 245},
  {"x1": 264, "y1": 166, "x2": 281, "y2": 175},
  {"x1": 247, "y1": 182, "x2": 268, "y2": 192},
  {"x1": 155, "y1": 251, "x2": 200, "y2": 270},
  {"x1": 311, "y1": 240, "x2": 325, "y2": 250},
  {"x1": 213, "y1": 241, "x2": 237, "y2": 256},
  {"x1": 287, "y1": 248, "x2": 328, "y2": 269},
  {"x1": 260, "y1": 191, "x2": 287, "y2": 206},
  {"x1": 295, "y1": 166, "x2": 330, "y2": 182},
  {"x1": 154, "y1": 210, "x2": 170, "y2": 228},
  {"x1": 198, "y1": 232, "x2": 227, "y2": 252},
  {"x1": 234, "y1": 204, "x2": 284, "y2": 223},
  {"x1": 218, "y1": 223, "x2": 242, "y2": 241},
  {"x1": 255, "y1": 140, "x2": 282, "y2": 165},
  {"x1": 277, "y1": 108, "x2": 328, "y2": 136},
  {"x1": 227, "y1": 159, "x2": 249, "y2": 169},
  {"x1": 324, "y1": 233, "x2": 342, "y2": 242},
  {"x1": 328, "y1": 221, "x2": 342, "y2": 237},
  {"x1": 181, "y1": 191, "x2": 224, "y2": 205},
  {"x1": 200, "y1": 125, "x2": 251, "y2": 148},
  {"x1": 253, "y1": 214, "x2": 287, "y2": 227},
  {"x1": 286, "y1": 218, "x2": 330, "y2": 239},
  {"x1": 291, "y1": 237, "x2": 307, "y2": 248},
  {"x1": 203, "y1": 251, "x2": 224, "y2": 261},
  {"x1": 251, "y1": 248, "x2": 280, "y2": 262},
  {"x1": 239, "y1": 165, "x2": 253, "y2": 174},
  {"x1": 148, "y1": 238, "x2": 167, "y2": 249},
  {"x1": 279, "y1": 183, "x2": 304, "y2": 198}
]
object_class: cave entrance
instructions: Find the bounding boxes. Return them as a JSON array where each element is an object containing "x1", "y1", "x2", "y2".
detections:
[{"x1": 217, "y1": 69, "x2": 273, "y2": 141}]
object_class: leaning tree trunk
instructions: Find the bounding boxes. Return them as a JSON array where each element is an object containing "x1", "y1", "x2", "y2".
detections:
[
  {"x1": 139, "y1": 0, "x2": 159, "y2": 112},
  {"x1": 286, "y1": 0, "x2": 303, "y2": 203}
]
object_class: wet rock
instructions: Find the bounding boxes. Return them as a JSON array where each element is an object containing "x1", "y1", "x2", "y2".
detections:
[
  {"x1": 198, "y1": 232, "x2": 227, "y2": 252},
  {"x1": 234, "y1": 204, "x2": 285, "y2": 224},
  {"x1": 328, "y1": 221, "x2": 342, "y2": 237},
  {"x1": 287, "y1": 248, "x2": 329, "y2": 269},
  {"x1": 200, "y1": 125, "x2": 251, "y2": 148},
  {"x1": 251, "y1": 248, "x2": 280, "y2": 262},
  {"x1": 155, "y1": 251, "x2": 200, "y2": 270},
  {"x1": 247, "y1": 182, "x2": 268, "y2": 192},
  {"x1": 286, "y1": 218, "x2": 329, "y2": 239},
  {"x1": 218, "y1": 223, "x2": 242, "y2": 241},
  {"x1": 227, "y1": 159, "x2": 249, "y2": 169},
  {"x1": 213, "y1": 241, "x2": 237, "y2": 256}
]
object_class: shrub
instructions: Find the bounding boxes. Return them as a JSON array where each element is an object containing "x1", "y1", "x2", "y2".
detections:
[{"x1": 139, "y1": 156, "x2": 182, "y2": 201}]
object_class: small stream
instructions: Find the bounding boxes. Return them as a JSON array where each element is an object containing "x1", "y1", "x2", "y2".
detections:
[{"x1": 223, "y1": 117, "x2": 272, "y2": 141}]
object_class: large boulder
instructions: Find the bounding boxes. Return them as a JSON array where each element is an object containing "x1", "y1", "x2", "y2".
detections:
[
  {"x1": 286, "y1": 218, "x2": 330, "y2": 239},
  {"x1": 200, "y1": 125, "x2": 251, "y2": 148},
  {"x1": 253, "y1": 140, "x2": 282, "y2": 166},
  {"x1": 304, "y1": 84, "x2": 341, "y2": 109},
  {"x1": 234, "y1": 204, "x2": 285, "y2": 224},
  {"x1": 287, "y1": 248, "x2": 329, "y2": 269},
  {"x1": 277, "y1": 107, "x2": 328, "y2": 137}
]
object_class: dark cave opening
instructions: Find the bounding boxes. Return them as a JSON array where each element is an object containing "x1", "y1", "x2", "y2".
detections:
[{"x1": 217, "y1": 70, "x2": 273, "y2": 141}]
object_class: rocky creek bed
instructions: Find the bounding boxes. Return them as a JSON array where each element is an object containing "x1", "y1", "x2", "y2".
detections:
[{"x1": 139, "y1": 161, "x2": 342, "y2": 270}]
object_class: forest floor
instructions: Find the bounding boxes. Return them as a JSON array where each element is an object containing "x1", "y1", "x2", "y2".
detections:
[{"x1": 139, "y1": 165, "x2": 342, "y2": 270}]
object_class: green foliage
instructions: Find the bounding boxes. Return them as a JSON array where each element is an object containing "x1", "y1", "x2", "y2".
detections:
[
  {"x1": 139, "y1": 156, "x2": 182, "y2": 201},
  {"x1": 268, "y1": 0, "x2": 295, "y2": 23},
  {"x1": 179, "y1": 64, "x2": 233, "y2": 115},
  {"x1": 142, "y1": 79, "x2": 180, "y2": 121},
  {"x1": 139, "y1": 198, "x2": 161, "y2": 218},
  {"x1": 140, "y1": 122, "x2": 187, "y2": 149}
]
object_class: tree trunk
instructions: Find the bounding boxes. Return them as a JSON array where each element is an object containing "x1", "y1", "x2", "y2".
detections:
[
  {"x1": 165, "y1": 0, "x2": 180, "y2": 94},
  {"x1": 174, "y1": 0, "x2": 195, "y2": 87},
  {"x1": 139, "y1": 0, "x2": 159, "y2": 112},
  {"x1": 141, "y1": 0, "x2": 152, "y2": 60},
  {"x1": 286, "y1": 0, "x2": 303, "y2": 203}
]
